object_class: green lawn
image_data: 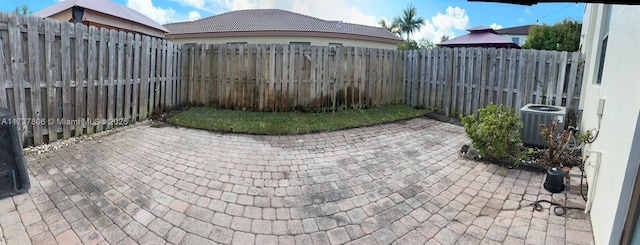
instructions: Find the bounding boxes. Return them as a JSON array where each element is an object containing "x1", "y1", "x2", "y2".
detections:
[{"x1": 166, "y1": 105, "x2": 430, "y2": 135}]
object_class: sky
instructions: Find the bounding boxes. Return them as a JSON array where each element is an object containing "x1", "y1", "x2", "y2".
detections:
[{"x1": 5, "y1": 0, "x2": 584, "y2": 43}]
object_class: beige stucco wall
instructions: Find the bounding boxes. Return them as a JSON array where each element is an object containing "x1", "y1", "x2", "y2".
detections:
[
  {"x1": 580, "y1": 4, "x2": 640, "y2": 244},
  {"x1": 166, "y1": 36, "x2": 399, "y2": 50}
]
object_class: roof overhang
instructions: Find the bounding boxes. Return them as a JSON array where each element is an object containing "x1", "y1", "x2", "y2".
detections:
[
  {"x1": 468, "y1": 0, "x2": 640, "y2": 5},
  {"x1": 166, "y1": 31, "x2": 404, "y2": 44},
  {"x1": 35, "y1": 0, "x2": 169, "y2": 33}
]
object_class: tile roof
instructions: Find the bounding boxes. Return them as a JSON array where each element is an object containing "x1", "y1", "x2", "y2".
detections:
[
  {"x1": 494, "y1": 25, "x2": 535, "y2": 35},
  {"x1": 34, "y1": 0, "x2": 169, "y2": 33},
  {"x1": 164, "y1": 9, "x2": 403, "y2": 43},
  {"x1": 438, "y1": 26, "x2": 519, "y2": 49}
]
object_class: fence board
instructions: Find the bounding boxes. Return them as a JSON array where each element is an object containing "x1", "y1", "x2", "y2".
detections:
[
  {"x1": 106, "y1": 30, "x2": 117, "y2": 129},
  {"x1": 545, "y1": 51, "x2": 558, "y2": 105},
  {"x1": 198, "y1": 43, "x2": 205, "y2": 105},
  {"x1": 444, "y1": 49, "x2": 454, "y2": 115},
  {"x1": 453, "y1": 48, "x2": 461, "y2": 115},
  {"x1": 554, "y1": 51, "x2": 568, "y2": 106},
  {"x1": 116, "y1": 31, "x2": 125, "y2": 122},
  {"x1": 458, "y1": 48, "x2": 480, "y2": 115},
  {"x1": 566, "y1": 52, "x2": 580, "y2": 110},
  {"x1": 131, "y1": 34, "x2": 141, "y2": 123},
  {"x1": 86, "y1": 26, "x2": 97, "y2": 135},
  {"x1": 506, "y1": 48, "x2": 516, "y2": 109},
  {"x1": 472, "y1": 48, "x2": 481, "y2": 114},
  {"x1": 139, "y1": 36, "x2": 150, "y2": 120},
  {"x1": 60, "y1": 22, "x2": 73, "y2": 139},
  {"x1": 148, "y1": 38, "x2": 157, "y2": 115},
  {"x1": 8, "y1": 14, "x2": 28, "y2": 140},
  {"x1": 44, "y1": 19, "x2": 58, "y2": 141},
  {"x1": 27, "y1": 16, "x2": 43, "y2": 144},
  {"x1": 124, "y1": 33, "x2": 133, "y2": 120},
  {"x1": 515, "y1": 49, "x2": 526, "y2": 108}
]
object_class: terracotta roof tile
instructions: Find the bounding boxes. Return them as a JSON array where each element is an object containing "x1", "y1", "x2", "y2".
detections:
[{"x1": 164, "y1": 9, "x2": 402, "y2": 43}]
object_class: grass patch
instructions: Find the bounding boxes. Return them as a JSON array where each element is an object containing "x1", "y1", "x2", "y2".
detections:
[{"x1": 166, "y1": 104, "x2": 430, "y2": 135}]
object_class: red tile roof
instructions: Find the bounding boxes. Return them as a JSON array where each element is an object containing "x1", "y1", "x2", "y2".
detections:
[{"x1": 164, "y1": 9, "x2": 403, "y2": 44}]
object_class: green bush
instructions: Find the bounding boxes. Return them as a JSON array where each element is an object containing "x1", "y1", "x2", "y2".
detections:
[{"x1": 461, "y1": 104, "x2": 523, "y2": 160}]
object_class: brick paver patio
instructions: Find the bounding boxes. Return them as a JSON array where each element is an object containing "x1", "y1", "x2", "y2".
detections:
[{"x1": 0, "y1": 118, "x2": 594, "y2": 244}]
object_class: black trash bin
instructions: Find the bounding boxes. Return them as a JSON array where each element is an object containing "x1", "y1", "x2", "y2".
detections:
[
  {"x1": 543, "y1": 167, "x2": 565, "y2": 193},
  {"x1": 0, "y1": 108, "x2": 30, "y2": 200}
]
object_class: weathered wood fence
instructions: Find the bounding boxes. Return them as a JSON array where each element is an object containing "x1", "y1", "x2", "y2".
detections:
[
  {"x1": 181, "y1": 44, "x2": 405, "y2": 112},
  {"x1": 0, "y1": 13, "x2": 182, "y2": 145},
  {"x1": 181, "y1": 44, "x2": 584, "y2": 115},
  {"x1": 1, "y1": 12, "x2": 585, "y2": 146},
  {"x1": 404, "y1": 48, "x2": 584, "y2": 117}
]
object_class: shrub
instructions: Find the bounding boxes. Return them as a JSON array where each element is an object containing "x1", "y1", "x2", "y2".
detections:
[
  {"x1": 539, "y1": 120, "x2": 582, "y2": 168},
  {"x1": 461, "y1": 104, "x2": 523, "y2": 160}
]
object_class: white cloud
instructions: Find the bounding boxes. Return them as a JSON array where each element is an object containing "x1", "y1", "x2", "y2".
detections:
[
  {"x1": 525, "y1": 7, "x2": 532, "y2": 14},
  {"x1": 175, "y1": 0, "x2": 216, "y2": 13},
  {"x1": 414, "y1": 6, "x2": 469, "y2": 44},
  {"x1": 178, "y1": 0, "x2": 205, "y2": 9},
  {"x1": 127, "y1": 0, "x2": 177, "y2": 24},
  {"x1": 490, "y1": 23, "x2": 503, "y2": 30},
  {"x1": 188, "y1": 11, "x2": 201, "y2": 20},
  {"x1": 518, "y1": 17, "x2": 525, "y2": 22}
]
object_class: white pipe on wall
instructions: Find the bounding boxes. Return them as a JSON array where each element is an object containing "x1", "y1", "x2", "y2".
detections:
[{"x1": 585, "y1": 150, "x2": 602, "y2": 214}]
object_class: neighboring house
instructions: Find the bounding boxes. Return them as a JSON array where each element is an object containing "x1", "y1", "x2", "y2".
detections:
[
  {"x1": 163, "y1": 9, "x2": 403, "y2": 50},
  {"x1": 578, "y1": 3, "x2": 640, "y2": 245},
  {"x1": 494, "y1": 24, "x2": 534, "y2": 46},
  {"x1": 34, "y1": 0, "x2": 168, "y2": 38},
  {"x1": 437, "y1": 26, "x2": 520, "y2": 48}
]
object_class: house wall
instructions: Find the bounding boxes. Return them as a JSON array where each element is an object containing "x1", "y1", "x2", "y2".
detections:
[
  {"x1": 580, "y1": 4, "x2": 640, "y2": 244},
  {"x1": 166, "y1": 36, "x2": 399, "y2": 50},
  {"x1": 46, "y1": 9, "x2": 165, "y2": 38},
  {"x1": 497, "y1": 34, "x2": 527, "y2": 46}
]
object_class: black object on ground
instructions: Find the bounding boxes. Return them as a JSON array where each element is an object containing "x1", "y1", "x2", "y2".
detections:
[
  {"x1": 0, "y1": 108, "x2": 30, "y2": 200},
  {"x1": 543, "y1": 167, "x2": 565, "y2": 193}
]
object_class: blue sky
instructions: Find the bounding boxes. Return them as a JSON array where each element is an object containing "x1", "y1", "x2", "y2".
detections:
[{"x1": 6, "y1": 0, "x2": 584, "y2": 42}]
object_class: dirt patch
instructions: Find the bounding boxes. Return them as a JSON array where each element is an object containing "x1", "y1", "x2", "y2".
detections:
[{"x1": 424, "y1": 112, "x2": 462, "y2": 126}]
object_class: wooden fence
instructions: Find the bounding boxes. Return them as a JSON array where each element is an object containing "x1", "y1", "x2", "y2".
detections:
[
  {"x1": 182, "y1": 44, "x2": 584, "y2": 115},
  {"x1": 404, "y1": 48, "x2": 584, "y2": 117},
  {"x1": 0, "y1": 11, "x2": 584, "y2": 146},
  {"x1": 181, "y1": 44, "x2": 405, "y2": 111},
  {"x1": 0, "y1": 13, "x2": 182, "y2": 145}
]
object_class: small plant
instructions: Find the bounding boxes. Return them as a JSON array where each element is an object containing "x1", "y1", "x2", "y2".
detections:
[
  {"x1": 539, "y1": 120, "x2": 582, "y2": 168},
  {"x1": 461, "y1": 104, "x2": 523, "y2": 161}
]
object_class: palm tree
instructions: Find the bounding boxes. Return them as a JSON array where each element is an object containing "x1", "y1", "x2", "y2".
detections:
[
  {"x1": 392, "y1": 4, "x2": 425, "y2": 41},
  {"x1": 379, "y1": 19, "x2": 400, "y2": 35},
  {"x1": 14, "y1": 5, "x2": 31, "y2": 15}
]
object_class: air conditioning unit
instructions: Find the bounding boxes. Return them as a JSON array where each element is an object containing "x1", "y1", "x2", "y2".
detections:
[{"x1": 519, "y1": 104, "x2": 566, "y2": 147}]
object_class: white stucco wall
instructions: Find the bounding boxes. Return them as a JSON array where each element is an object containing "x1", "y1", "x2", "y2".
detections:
[
  {"x1": 580, "y1": 4, "x2": 640, "y2": 244},
  {"x1": 166, "y1": 36, "x2": 400, "y2": 50},
  {"x1": 497, "y1": 34, "x2": 528, "y2": 46}
]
